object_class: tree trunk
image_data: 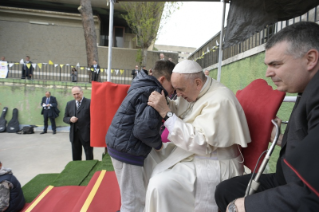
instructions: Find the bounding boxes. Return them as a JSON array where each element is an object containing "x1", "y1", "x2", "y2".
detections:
[
  {"x1": 142, "y1": 48, "x2": 148, "y2": 67},
  {"x1": 78, "y1": 0, "x2": 98, "y2": 83}
]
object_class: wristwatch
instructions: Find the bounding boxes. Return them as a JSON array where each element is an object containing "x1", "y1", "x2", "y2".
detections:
[
  {"x1": 228, "y1": 199, "x2": 238, "y2": 212},
  {"x1": 164, "y1": 111, "x2": 173, "y2": 121}
]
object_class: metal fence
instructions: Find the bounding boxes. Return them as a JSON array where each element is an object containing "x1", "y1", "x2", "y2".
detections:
[
  {"x1": 5, "y1": 63, "x2": 133, "y2": 84},
  {"x1": 188, "y1": 6, "x2": 319, "y2": 69}
]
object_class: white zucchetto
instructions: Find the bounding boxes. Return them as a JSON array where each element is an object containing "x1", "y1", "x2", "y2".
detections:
[{"x1": 172, "y1": 60, "x2": 203, "y2": 74}]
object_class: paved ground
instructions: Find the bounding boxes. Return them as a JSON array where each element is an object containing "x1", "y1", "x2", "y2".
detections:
[{"x1": 0, "y1": 132, "x2": 105, "y2": 186}]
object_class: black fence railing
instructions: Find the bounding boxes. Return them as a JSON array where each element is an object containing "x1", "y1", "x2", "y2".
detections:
[
  {"x1": 189, "y1": 6, "x2": 319, "y2": 69},
  {"x1": 5, "y1": 62, "x2": 133, "y2": 85}
]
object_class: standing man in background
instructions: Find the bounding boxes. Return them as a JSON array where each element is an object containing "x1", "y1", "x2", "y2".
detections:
[
  {"x1": 21, "y1": 56, "x2": 33, "y2": 80},
  {"x1": 91, "y1": 60, "x2": 100, "y2": 82},
  {"x1": 141, "y1": 65, "x2": 148, "y2": 75},
  {"x1": 63, "y1": 86, "x2": 93, "y2": 161},
  {"x1": 40, "y1": 91, "x2": 59, "y2": 134},
  {"x1": 204, "y1": 69, "x2": 210, "y2": 77},
  {"x1": 159, "y1": 53, "x2": 165, "y2": 60},
  {"x1": 131, "y1": 65, "x2": 139, "y2": 79}
]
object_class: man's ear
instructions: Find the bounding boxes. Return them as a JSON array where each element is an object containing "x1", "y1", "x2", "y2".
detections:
[
  {"x1": 306, "y1": 49, "x2": 319, "y2": 72},
  {"x1": 195, "y1": 78, "x2": 202, "y2": 89},
  {"x1": 158, "y1": 76, "x2": 165, "y2": 84}
]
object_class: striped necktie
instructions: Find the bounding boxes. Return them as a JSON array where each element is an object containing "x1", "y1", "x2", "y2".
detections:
[{"x1": 77, "y1": 101, "x2": 81, "y2": 110}]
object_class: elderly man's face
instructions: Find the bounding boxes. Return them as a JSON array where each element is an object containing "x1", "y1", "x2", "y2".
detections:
[
  {"x1": 135, "y1": 66, "x2": 138, "y2": 70},
  {"x1": 265, "y1": 41, "x2": 312, "y2": 93},
  {"x1": 171, "y1": 73, "x2": 201, "y2": 102},
  {"x1": 205, "y1": 70, "x2": 209, "y2": 76},
  {"x1": 45, "y1": 92, "x2": 51, "y2": 98},
  {"x1": 72, "y1": 87, "x2": 83, "y2": 101}
]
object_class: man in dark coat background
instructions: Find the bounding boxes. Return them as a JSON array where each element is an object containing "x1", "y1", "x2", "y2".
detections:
[
  {"x1": 40, "y1": 91, "x2": 59, "y2": 134},
  {"x1": 131, "y1": 65, "x2": 139, "y2": 79},
  {"x1": 21, "y1": 56, "x2": 33, "y2": 80},
  {"x1": 90, "y1": 60, "x2": 100, "y2": 82},
  {"x1": 63, "y1": 86, "x2": 93, "y2": 161}
]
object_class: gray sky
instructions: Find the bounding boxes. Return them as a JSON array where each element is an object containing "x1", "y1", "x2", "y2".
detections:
[{"x1": 156, "y1": 2, "x2": 230, "y2": 49}]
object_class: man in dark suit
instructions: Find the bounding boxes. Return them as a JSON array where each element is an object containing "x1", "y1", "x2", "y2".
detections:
[
  {"x1": 131, "y1": 65, "x2": 139, "y2": 79},
  {"x1": 215, "y1": 22, "x2": 319, "y2": 211},
  {"x1": 40, "y1": 91, "x2": 59, "y2": 134},
  {"x1": 63, "y1": 86, "x2": 93, "y2": 161},
  {"x1": 141, "y1": 65, "x2": 148, "y2": 75},
  {"x1": 90, "y1": 60, "x2": 100, "y2": 82},
  {"x1": 21, "y1": 56, "x2": 33, "y2": 80}
]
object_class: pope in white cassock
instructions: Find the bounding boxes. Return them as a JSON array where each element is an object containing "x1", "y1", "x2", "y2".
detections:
[{"x1": 145, "y1": 60, "x2": 251, "y2": 212}]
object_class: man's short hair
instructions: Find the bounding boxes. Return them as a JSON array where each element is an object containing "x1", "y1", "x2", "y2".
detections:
[
  {"x1": 26, "y1": 56, "x2": 30, "y2": 59},
  {"x1": 72, "y1": 86, "x2": 83, "y2": 92},
  {"x1": 45, "y1": 91, "x2": 51, "y2": 95},
  {"x1": 266, "y1": 22, "x2": 319, "y2": 58},
  {"x1": 152, "y1": 60, "x2": 175, "y2": 81}
]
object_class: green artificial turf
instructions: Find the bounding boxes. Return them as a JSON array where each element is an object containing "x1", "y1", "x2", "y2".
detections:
[
  {"x1": 80, "y1": 153, "x2": 114, "y2": 186},
  {"x1": 267, "y1": 145, "x2": 281, "y2": 173},
  {"x1": 52, "y1": 160, "x2": 98, "y2": 187},
  {"x1": 22, "y1": 174, "x2": 59, "y2": 203}
]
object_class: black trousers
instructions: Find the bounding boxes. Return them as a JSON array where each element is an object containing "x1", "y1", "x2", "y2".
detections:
[
  {"x1": 215, "y1": 173, "x2": 281, "y2": 212},
  {"x1": 91, "y1": 72, "x2": 99, "y2": 82},
  {"x1": 21, "y1": 70, "x2": 31, "y2": 79},
  {"x1": 43, "y1": 109, "x2": 56, "y2": 132},
  {"x1": 72, "y1": 129, "x2": 93, "y2": 161}
]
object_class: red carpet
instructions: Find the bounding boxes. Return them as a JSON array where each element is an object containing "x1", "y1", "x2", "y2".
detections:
[
  {"x1": 22, "y1": 171, "x2": 120, "y2": 212},
  {"x1": 90, "y1": 81, "x2": 130, "y2": 147},
  {"x1": 21, "y1": 186, "x2": 86, "y2": 212}
]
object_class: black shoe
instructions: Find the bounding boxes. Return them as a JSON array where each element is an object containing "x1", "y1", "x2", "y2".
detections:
[
  {"x1": 53, "y1": 131, "x2": 56, "y2": 134},
  {"x1": 40, "y1": 131, "x2": 47, "y2": 134}
]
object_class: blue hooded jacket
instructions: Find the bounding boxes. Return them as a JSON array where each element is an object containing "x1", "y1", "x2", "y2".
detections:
[{"x1": 106, "y1": 71, "x2": 167, "y2": 166}]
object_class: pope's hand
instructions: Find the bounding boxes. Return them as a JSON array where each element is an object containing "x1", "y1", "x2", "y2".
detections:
[{"x1": 148, "y1": 90, "x2": 170, "y2": 118}]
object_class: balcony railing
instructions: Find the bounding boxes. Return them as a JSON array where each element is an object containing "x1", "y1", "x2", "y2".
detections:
[{"x1": 188, "y1": 6, "x2": 319, "y2": 69}]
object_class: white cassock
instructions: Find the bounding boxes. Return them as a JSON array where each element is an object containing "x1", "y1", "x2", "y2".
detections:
[{"x1": 144, "y1": 76, "x2": 251, "y2": 212}]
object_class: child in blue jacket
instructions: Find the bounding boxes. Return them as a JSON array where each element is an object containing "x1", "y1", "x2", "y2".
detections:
[{"x1": 106, "y1": 60, "x2": 175, "y2": 212}]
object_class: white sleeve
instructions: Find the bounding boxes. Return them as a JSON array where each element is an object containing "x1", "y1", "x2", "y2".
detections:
[{"x1": 164, "y1": 114, "x2": 216, "y2": 155}]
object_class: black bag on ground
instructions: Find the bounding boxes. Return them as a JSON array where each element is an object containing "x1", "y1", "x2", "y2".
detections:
[
  {"x1": 0, "y1": 107, "x2": 8, "y2": 132},
  {"x1": 17, "y1": 125, "x2": 35, "y2": 134},
  {"x1": 7, "y1": 108, "x2": 19, "y2": 133}
]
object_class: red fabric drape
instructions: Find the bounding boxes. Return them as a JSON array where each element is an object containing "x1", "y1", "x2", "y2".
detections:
[
  {"x1": 236, "y1": 79, "x2": 285, "y2": 171},
  {"x1": 90, "y1": 81, "x2": 130, "y2": 147}
]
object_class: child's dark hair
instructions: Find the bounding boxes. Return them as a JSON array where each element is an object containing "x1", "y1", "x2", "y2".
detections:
[{"x1": 152, "y1": 60, "x2": 175, "y2": 81}]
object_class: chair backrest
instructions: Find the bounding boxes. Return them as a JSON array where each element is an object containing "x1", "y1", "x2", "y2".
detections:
[
  {"x1": 236, "y1": 79, "x2": 285, "y2": 171},
  {"x1": 90, "y1": 81, "x2": 130, "y2": 147}
]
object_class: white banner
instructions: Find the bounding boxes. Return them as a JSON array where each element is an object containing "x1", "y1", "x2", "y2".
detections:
[
  {"x1": 0, "y1": 61, "x2": 8, "y2": 78},
  {"x1": 32, "y1": 63, "x2": 37, "y2": 69}
]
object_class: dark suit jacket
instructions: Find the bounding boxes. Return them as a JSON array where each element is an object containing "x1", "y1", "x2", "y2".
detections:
[
  {"x1": 142, "y1": 69, "x2": 148, "y2": 75},
  {"x1": 246, "y1": 71, "x2": 319, "y2": 211},
  {"x1": 131, "y1": 69, "x2": 138, "y2": 79},
  {"x1": 90, "y1": 65, "x2": 101, "y2": 72},
  {"x1": 40, "y1": 96, "x2": 59, "y2": 118},
  {"x1": 63, "y1": 97, "x2": 91, "y2": 143},
  {"x1": 22, "y1": 61, "x2": 34, "y2": 75}
]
